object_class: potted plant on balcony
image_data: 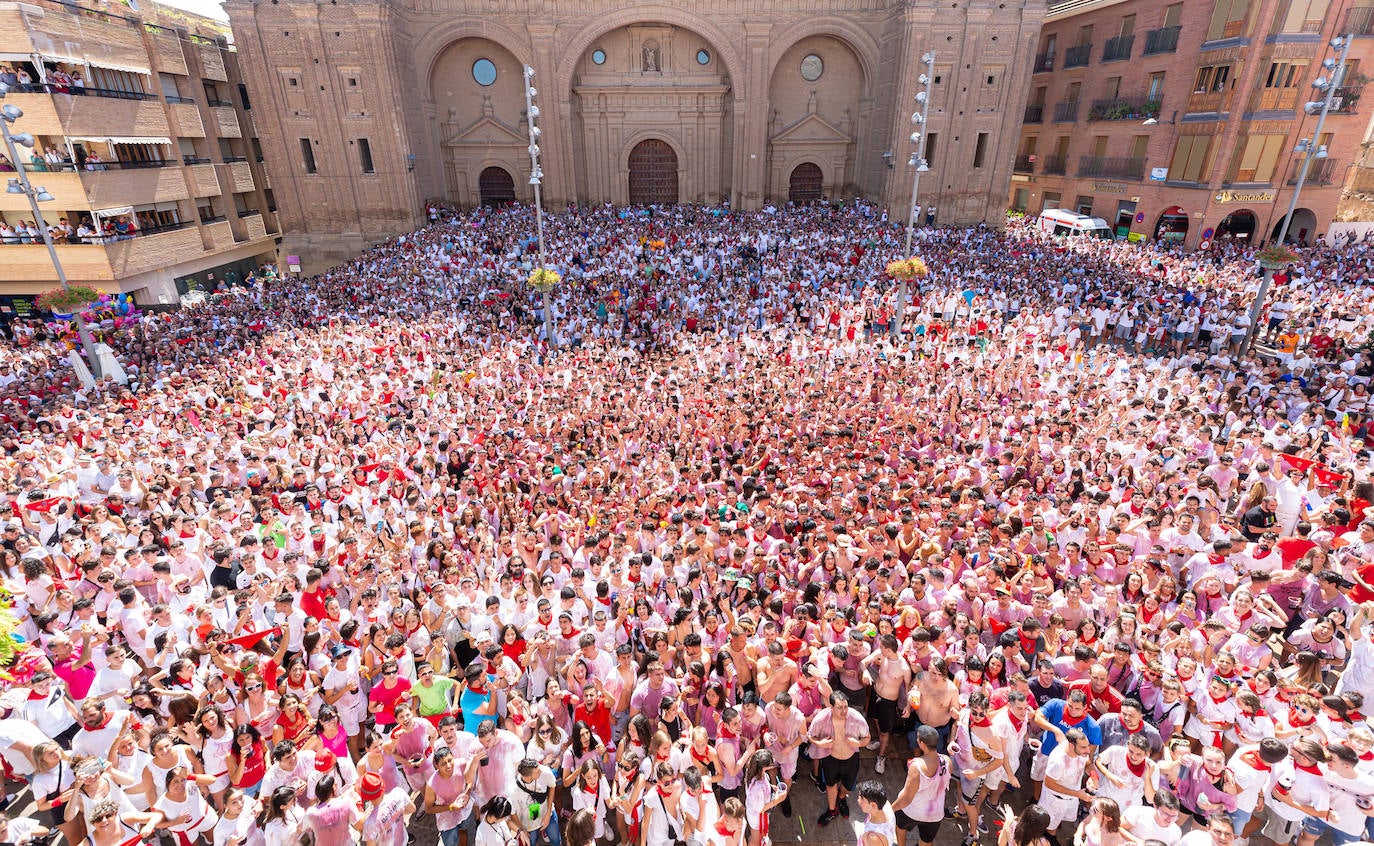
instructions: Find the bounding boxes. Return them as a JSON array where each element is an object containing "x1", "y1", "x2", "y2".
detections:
[
  {"x1": 1142, "y1": 100, "x2": 1162, "y2": 119},
  {"x1": 34, "y1": 284, "x2": 101, "y2": 317},
  {"x1": 1256, "y1": 244, "x2": 1298, "y2": 270}
]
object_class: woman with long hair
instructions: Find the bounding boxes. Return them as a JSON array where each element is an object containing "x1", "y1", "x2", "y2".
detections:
[
  {"x1": 741, "y1": 749, "x2": 787, "y2": 846},
  {"x1": 1073, "y1": 797, "x2": 1123, "y2": 846},
  {"x1": 209, "y1": 789, "x2": 260, "y2": 846},
  {"x1": 303, "y1": 773, "x2": 357, "y2": 846},
  {"x1": 997, "y1": 803, "x2": 1053, "y2": 846},
  {"x1": 475, "y1": 796, "x2": 521, "y2": 846},
  {"x1": 568, "y1": 759, "x2": 609, "y2": 843},
  {"x1": 256, "y1": 786, "x2": 304, "y2": 846},
  {"x1": 153, "y1": 765, "x2": 219, "y2": 846}
]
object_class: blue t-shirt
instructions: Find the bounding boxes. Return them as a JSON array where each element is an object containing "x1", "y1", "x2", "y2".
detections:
[
  {"x1": 1037, "y1": 698, "x2": 1102, "y2": 756},
  {"x1": 460, "y1": 686, "x2": 496, "y2": 734}
]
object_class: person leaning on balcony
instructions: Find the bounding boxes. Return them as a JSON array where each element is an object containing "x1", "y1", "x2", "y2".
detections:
[
  {"x1": 76, "y1": 219, "x2": 97, "y2": 244},
  {"x1": 0, "y1": 222, "x2": 17, "y2": 245},
  {"x1": 29, "y1": 147, "x2": 46, "y2": 173}
]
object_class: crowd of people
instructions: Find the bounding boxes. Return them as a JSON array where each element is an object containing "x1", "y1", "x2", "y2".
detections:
[{"x1": 0, "y1": 199, "x2": 1370, "y2": 846}]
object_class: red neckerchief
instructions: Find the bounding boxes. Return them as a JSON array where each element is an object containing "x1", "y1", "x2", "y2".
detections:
[
  {"x1": 719, "y1": 724, "x2": 738, "y2": 740},
  {"x1": 1063, "y1": 711, "x2": 1087, "y2": 727},
  {"x1": 582, "y1": 782, "x2": 600, "y2": 797},
  {"x1": 691, "y1": 747, "x2": 711, "y2": 764},
  {"x1": 970, "y1": 716, "x2": 992, "y2": 728},
  {"x1": 715, "y1": 822, "x2": 736, "y2": 837},
  {"x1": 1008, "y1": 712, "x2": 1025, "y2": 732},
  {"x1": 1238, "y1": 610, "x2": 1253, "y2": 622},
  {"x1": 1290, "y1": 713, "x2": 1316, "y2": 728},
  {"x1": 1351, "y1": 711, "x2": 1366, "y2": 722},
  {"x1": 1207, "y1": 554, "x2": 1226, "y2": 566},
  {"x1": 1124, "y1": 720, "x2": 1143, "y2": 734},
  {"x1": 1360, "y1": 751, "x2": 1374, "y2": 762},
  {"x1": 1209, "y1": 691, "x2": 1231, "y2": 705},
  {"x1": 26, "y1": 689, "x2": 44, "y2": 701},
  {"x1": 85, "y1": 711, "x2": 114, "y2": 731},
  {"x1": 1241, "y1": 750, "x2": 1270, "y2": 772},
  {"x1": 1241, "y1": 709, "x2": 1263, "y2": 719},
  {"x1": 1126, "y1": 757, "x2": 1147, "y2": 777},
  {"x1": 1295, "y1": 762, "x2": 1323, "y2": 776},
  {"x1": 1253, "y1": 548, "x2": 1272, "y2": 559},
  {"x1": 1177, "y1": 672, "x2": 1195, "y2": 683}
]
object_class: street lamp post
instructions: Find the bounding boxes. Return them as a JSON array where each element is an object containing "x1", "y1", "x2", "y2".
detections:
[
  {"x1": 893, "y1": 52, "x2": 935, "y2": 338},
  {"x1": 523, "y1": 65, "x2": 556, "y2": 349},
  {"x1": 1240, "y1": 33, "x2": 1352, "y2": 358},
  {"x1": 0, "y1": 103, "x2": 102, "y2": 378}
]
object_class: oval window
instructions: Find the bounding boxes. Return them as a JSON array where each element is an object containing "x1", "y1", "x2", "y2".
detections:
[
  {"x1": 800, "y1": 54, "x2": 824, "y2": 82},
  {"x1": 696, "y1": 49, "x2": 711, "y2": 65},
  {"x1": 592, "y1": 49, "x2": 606, "y2": 65},
  {"x1": 472, "y1": 58, "x2": 497, "y2": 86}
]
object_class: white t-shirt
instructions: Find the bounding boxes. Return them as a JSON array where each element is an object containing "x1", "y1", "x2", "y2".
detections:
[{"x1": 1124, "y1": 805, "x2": 1182, "y2": 846}]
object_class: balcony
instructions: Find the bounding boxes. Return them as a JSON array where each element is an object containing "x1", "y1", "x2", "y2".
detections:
[
  {"x1": 1103, "y1": 35, "x2": 1134, "y2": 61},
  {"x1": 1143, "y1": 25, "x2": 1182, "y2": 54},
  {"x1": 1023, "y1": 104, "x2": 1045, "y2": 123},
  {"x1": 168, "y1": 103, "x2": 205, "y2": 138},
  {"x1": 1348, "y1": 6, "x2": 1374, "y2": 36},
  {"x1": 1186, "y1": 89, "x2": 1233, "y2": 113},
  {"x1": 1064, "y1": 44, "x2": 1092, "y2": 68},
  {"x1": 2, "y1": 90, "x2": 170, "y2": 138},
  {"x1": 1053, "y1": 100, "x2": 1081, "y2": 122},
  {"x1": 1042, "y1": 154, "x2": 1068, "y2": 175},
  {"x1": 1250, "y1": 87, "x2": 1299, "y2": 111},
  {"x1": 1034, "y1": 53, "x2": 1055, "y2": 73},
  {"x1": 1088, "y1": 96, "x2": 1163, "y2": 121},
  {"x1": 1077, "y1": 155, "x2": 1146, "y2": 179},
  {"x1": 0, "y1": 225, "x2": 204, "y2": 285},
  {"x1": 188, "y1": 163, "x2": 220, "y2": 197},
  {"x1": 1014, "y1": 155, "x2": 1036, "y2": 173},
  {"x1": 1290, "y1": 157, "x2": 1340, "y2": 185},
  {"x1": 211, "y1": 105, "x2": 242, "y2": 138},
  {"x1": 219, "y1": 161, "x2": 256, "y2": 193},
  {"x1": 1332, "y1": 85, "x2": 1365, "y2": 114}
]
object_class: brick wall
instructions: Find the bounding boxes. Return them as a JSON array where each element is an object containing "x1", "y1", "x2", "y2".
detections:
[
  {"x1": 168, "y1": 103, "x2": 206, "y2": 138},
  {"x1": 211, "y1": 105, "x2": 241, "y2": 138},
  {"x1": 188, "y1": 163, "x2": 220, "y2": 197}
]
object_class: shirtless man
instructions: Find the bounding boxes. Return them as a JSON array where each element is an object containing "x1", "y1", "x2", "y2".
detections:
[
  {"x1": 609, "y1": 643, "x2": 637, "y2": 743},
  {"x1": 809, "y1": 691, "x2": 871, "y2": 827},
  {"x1": 724, "y1": 626, "x2": 759, "y2": 696},
  {"x1": 860, "y1": 633, "x2": 911, "y2": 773},
  {"x1": 755, "y1": 639, "x2": 798, "y2": 704},
  {"x1": 949, "y1": 691, "x2": 1007, "y2": 846},
  {"x1": 906, "y1": 656, "x2": 960, "y2": 754}
]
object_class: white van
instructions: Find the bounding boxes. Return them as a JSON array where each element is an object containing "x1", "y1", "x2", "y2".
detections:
[{"x1": 1037, "y1": 208, "x2": 1114, "y2": 240}]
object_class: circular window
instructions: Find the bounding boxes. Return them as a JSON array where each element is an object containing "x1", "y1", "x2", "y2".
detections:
[
  {"x1": 592, "y1": 49, "x2": 606, "y2": 65},
  {"x1": 800, "y1": 54, "x2": 824, "y2": 82},
  {"x1": 472, "y1": 58, "x2": 497, "y2": 86},
  {"x1": 696, "y1": 49, "x2": 711, "y2": 65}
]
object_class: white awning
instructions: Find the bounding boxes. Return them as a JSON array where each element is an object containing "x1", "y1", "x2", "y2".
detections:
[
  {"x1": 92, "y1": 206, "x2": 133, "y2": 220},
  {"x1": 85, "y1": 59, "x2": 151, "y2": 76},
  {"x1": 0, "y1": 53, "x2": 36, "y2": 63},
  {"x1": 67, "y1": 137, "x2": 172, "y2": 146},
  {"x1": 35, "y1": 53, "x2": 85, "y2": 67}
]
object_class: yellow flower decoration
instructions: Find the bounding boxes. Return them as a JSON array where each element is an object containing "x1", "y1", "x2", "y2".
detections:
[
  {"x1": 528, "y1": 267, "x2": 562, "y2": 292},
  {"x1": 885, "y1": 257, "x2": 930, "y2": 280}
]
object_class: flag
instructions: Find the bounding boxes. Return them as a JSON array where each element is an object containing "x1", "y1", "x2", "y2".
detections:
[
  {"x1": 23, "y1": 497, "x2": 64, "y2": 513},
  {"x1": 1280, "y1": 454, "x2": 1317, "y2": 474},
  {"x1": 222, "y1": 626, "x2": 282, "y2": 650},
  {"x1": 1314, "y1": 466, "x2": 1347, "y2": 488}
]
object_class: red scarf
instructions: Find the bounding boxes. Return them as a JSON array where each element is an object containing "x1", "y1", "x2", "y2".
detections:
[
  {"x1": 1126, "y1": 757, "x2": 1147, "y2": 778},
  {"x1": 1209, "y1": 691, "x2": 1231, "y2": 705},
  {"x1": 1295, "y1": 762, "x2": 1323, "y2": 776},
  {"x1": 1241, "y1": 751, "x2": 1270, "y2": 772},
  {"x1": 1289, "y1": 713, "x2": 1316, "y2": 728},
  {"x1": 970, "y1": 716, "x2": 992, "y2": 728},
  {"x1": 1008, "y1": 712, "x2": 1025, "y2": 733}
]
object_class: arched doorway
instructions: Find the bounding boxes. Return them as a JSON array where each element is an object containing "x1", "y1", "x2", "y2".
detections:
[
  {"x1": 478, "y1": 167, "x2": 516, "y2": 206},
  {"x1": 627, "y1": 139, "x2": 679, "y2": 205},
  {"x1": 788, "y1": 163, "x2": 823, "y2": 202},
  {"x1": 1271, "y1": 207, "x2": 1318, "y2": 245},
  {"x1": 1215, "y1": 209, "x2": 1257, "y2": 242},
  {"x1": 1154, "y1": 205, "x2": 1189, "y2": 242}
]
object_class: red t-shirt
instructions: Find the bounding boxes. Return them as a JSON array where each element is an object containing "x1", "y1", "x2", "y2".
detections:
[
  {"x1": 1274, "y1": 537, "x2": 1317, "y2": 568},
  {"x1": 1066, "y1": 678, "x2": 1124, "y2": 718}
]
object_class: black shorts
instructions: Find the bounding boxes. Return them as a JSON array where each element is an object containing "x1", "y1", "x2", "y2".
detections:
[
  {"x1": 869, "y1": 695, "x2": 899, "y2": 734},
  {"x1": 819, "y1": 754, "x2": 860, "y2": 791},
  {"x1": 895, "y1": 810, "x2": 941, "y2": 843}
]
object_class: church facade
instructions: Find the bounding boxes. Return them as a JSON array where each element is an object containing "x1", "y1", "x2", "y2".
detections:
[{"x1": 225, "y1": 0, "x2": 1046, "y2": 272}]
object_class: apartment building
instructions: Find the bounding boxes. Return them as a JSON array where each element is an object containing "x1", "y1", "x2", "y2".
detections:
[
  {"x1": 0, "y1": 0, "x2": 279, "y2": 317},
  {"x1": 1010, "y1": 0, "x2": 1373, "y2": 248}
]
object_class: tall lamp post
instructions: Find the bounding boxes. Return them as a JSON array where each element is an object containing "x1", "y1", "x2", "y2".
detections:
[
  {"x1": 522, "y1": 65, "x2": 556, "y2": 349},
  {"x1": 893, "y1": 52, "x2": 935, "y2": 338},
  {"x1": 1241, "y1": 33, "x2": 1352, "y2": 358},
  {"x1": 0, "y1": 102, "x2": 102, "y2": 378}
]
